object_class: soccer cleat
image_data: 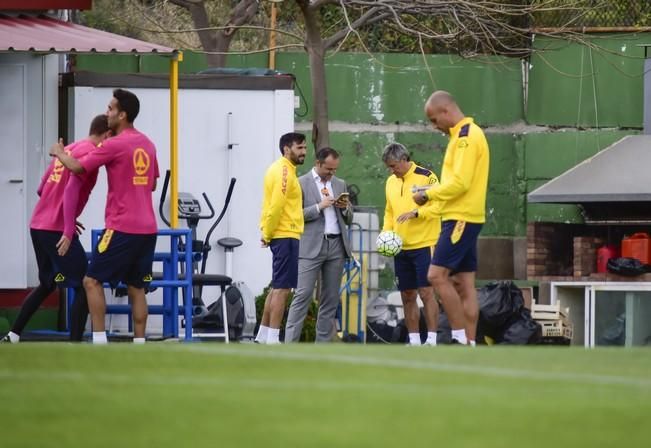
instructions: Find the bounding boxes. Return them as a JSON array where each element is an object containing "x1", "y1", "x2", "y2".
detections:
[
  {"x1": 423, "y1": 341, "x2": 437, "y2": 346},
  {"x1": 1, "y1": 334, "x2": 17, "y2": 344}
]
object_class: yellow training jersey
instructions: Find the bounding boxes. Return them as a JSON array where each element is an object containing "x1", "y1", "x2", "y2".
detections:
[
  {"x1": 383, "y1": 162, "x2": 441, "y2": 250},
  {"x1": 259, "y1": 156, "x2": 304, "y2": 242},
  {"x1": 425, "y1": 117, "x2": 489, "y2": 223}
]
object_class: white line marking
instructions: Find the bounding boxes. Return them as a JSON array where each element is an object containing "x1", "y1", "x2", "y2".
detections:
[{"x1": 168, "y1": 345, "x2": 651, "y2": 389}]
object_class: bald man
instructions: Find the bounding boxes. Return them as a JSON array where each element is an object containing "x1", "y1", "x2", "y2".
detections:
[{"x1": 413, "y1": 91, "x2": 490, "y2": 346}]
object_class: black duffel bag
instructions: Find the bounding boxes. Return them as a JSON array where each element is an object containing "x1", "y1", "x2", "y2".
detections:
[{"x1": 606, "y1": 257, "x2": 651, "y2": 277}]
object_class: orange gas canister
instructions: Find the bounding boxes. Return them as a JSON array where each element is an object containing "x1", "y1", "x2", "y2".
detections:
[
  {"x1": 621, "y1": 233, "x2": 651, "y2": 264},
  {"x1": 597, "y1": 245, "x2": 620, "y2": 273}
]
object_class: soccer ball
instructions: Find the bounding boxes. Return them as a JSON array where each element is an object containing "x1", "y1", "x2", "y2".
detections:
[{"x1": 376, "y1": 231, "x2": 403, "y2": 257}]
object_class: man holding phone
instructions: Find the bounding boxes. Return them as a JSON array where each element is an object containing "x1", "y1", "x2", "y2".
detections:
[{"x1": 285, "y1": 147, "x2": 354, "y2": 342}]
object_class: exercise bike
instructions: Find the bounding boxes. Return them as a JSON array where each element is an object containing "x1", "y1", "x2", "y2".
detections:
[{"x1": 158, "y1": 170, "x2": 256, "y2": 341}]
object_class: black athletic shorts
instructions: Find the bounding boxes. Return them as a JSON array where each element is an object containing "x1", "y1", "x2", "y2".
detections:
[
  {"x1": 86, "y1": 229, "x2": 157, "y2": 288},
  {"x1": 30, "y1": 229, "x2": 88, "y2": 288}
]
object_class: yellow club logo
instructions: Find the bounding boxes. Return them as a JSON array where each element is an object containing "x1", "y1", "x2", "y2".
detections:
[
  {"x1": 451, "y1": 221, "x2": 466, "y2": 245},
  {"x1": 133, "y1": 148, "x2": 150, "y2": 176}
]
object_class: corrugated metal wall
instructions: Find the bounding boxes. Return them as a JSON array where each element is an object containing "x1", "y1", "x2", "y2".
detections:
[
  {"x1": 527, "y1": 34, "x2": 651, "y2": 127},
  {"x1": 75, "y1": 34, "x2": 648, "y2": 236}
]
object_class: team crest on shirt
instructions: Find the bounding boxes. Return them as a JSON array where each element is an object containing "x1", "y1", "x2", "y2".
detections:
[
  {"x1": 49, "y1": 150, "x2": 71, "y2": 183},
  {"x1": 49, "y1": 159, "x2": 65, "y2": 183},
  {"x1": 132, "y1": 148, "x2": 150, "y2": 185}
]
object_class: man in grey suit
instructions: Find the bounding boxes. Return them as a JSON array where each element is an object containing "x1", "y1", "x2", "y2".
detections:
[{"x1": 285, "y1": 147, "x2": 354, "y2": 342}]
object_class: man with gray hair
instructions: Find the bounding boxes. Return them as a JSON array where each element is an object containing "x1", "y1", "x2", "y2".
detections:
[{"x1": 382, "y1": 143, "x2": 441, "y2": 346}]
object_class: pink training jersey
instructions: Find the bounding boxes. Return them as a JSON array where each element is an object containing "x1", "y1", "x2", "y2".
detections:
[
  {"x1": 79, "y1": 128, "x2": 159, "y2": 234},
  {"x1": 30, "y1": 139, "x2": 99, "y2": 232}
]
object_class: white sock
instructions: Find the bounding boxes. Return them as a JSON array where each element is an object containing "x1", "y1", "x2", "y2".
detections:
[
  {"x1": 267, "y1": 328, "x2": 280, "y2": 344},
  {"x1": 451, "y1": 329, "x2": 468, "y2": 345},
  {"x1": 255, "y1": 325, "x2": 269, "y2": 343},
  {"x1": 408, "y1": 333, "x2": 421, "y2": 345},
  {"x1": 426, "y1": 332, "x2": 437, "y2": 346},
  {"x1": 92, "y1": 331, "x2": 108, "y2": 345},
  {"x1": 133, "y1": 337, "x2": 146, "y2": 344},
  {"x1": 7, "y1": 331, "x2": 20, "y2": 343}
]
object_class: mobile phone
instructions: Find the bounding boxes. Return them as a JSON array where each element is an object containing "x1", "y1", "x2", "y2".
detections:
[{"x1": 336, "y1": 192, "x2": 350, "y2": 201}]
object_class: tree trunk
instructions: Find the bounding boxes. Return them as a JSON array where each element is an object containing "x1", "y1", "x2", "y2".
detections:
[
  {"x1": 181, "y1": 0, "x2": 259, "y2": 68},
  {"x1": 307, "y1": 41, "x2": 330, "y2": 151},
  {"x1": 301, "y1": 2, "x2": 330, "y2": 151},
  {"x1": 209, "y1": 33, "x2": 234, "y2": 67}
]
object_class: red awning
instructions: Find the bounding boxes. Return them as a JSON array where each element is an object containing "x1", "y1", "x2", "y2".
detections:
[{"x1": 0, "y1": 14, "x2": 175, "y2": 54}]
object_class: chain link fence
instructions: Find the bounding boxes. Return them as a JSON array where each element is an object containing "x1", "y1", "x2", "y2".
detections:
[{"x1": 532, "y1": 0, "x2": 651, "y2": 29}]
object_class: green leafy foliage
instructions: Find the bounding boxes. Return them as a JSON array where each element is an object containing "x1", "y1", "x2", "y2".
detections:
[{"x1": 254, "y1": 284, "x2": 318, "y2": 342}]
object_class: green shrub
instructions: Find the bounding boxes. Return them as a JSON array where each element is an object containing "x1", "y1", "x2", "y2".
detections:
[
  {"x1": 0, "y1": 315, "x2": 10, "y2": 335},
  {"x1": 255, "y1": 285, "x2": 318, "y2": 342}
]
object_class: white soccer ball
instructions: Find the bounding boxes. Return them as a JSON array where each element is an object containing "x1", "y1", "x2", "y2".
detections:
[{"x1": 376, "y1": 231, "x2": 403, "y2": 257}]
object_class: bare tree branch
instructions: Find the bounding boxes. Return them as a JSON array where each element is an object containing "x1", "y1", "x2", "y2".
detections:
[
  {"x1": 309, "y1": 0, "x2": 341, "y2": 10},
  {"x1": 327, "y1": 0, "x2": 599, "y2": 57},
  {"x1": 98, "y1": 0, "x2": 605, "y2": 150},
  {"x1": 195, "y1": 43, "x2": 306, "y2": 55},
  {"x1": 168, "y1": 0, "x2": 195, "y2": 8},
  {"x1": 323, "y1": 7, "x2": 390, "y2": 49},
  {"x1": 125, "y1": 23, "x2": 304, "y2": 42},
  {"x1": 168, "y1": 0, "x2": 260, "y2": 66}
]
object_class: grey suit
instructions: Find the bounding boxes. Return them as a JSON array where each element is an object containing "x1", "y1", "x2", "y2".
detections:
[{"x1": 284, "y1": 171, "x2": 353, "y2": 342}]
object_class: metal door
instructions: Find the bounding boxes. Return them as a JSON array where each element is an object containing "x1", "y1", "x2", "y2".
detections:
[{"x1": 0, "y1": 64, "x2": 27, "y2": 287}]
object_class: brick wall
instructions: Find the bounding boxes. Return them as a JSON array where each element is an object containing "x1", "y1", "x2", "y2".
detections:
[
  {"x1": 573, "y1": 236, "x2": 603, "y2": 277},
  {"x1": 527, "y1": 222, "x2": 651, "y2": 284},
  {"x1": 527, "y1": 222, "x2": 575, "y2": 280},
  {"x1": 527, "y1": 223, "x2": 554, "y2": 278}
]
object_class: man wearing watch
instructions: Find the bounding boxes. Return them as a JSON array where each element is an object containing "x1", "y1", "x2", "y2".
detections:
[
  {"x1": 382, "y1": 142, "x2": 441, "y2": 346},
  {"x1": 414, "y1": 91, "x2": 490, "y2": 346}
]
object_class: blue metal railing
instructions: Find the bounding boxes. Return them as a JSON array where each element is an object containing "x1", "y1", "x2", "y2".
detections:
[
  {"x1": 67, "y1": 228, "x2": 195, "y2": 341},
  {"x1": 339, "y1": 222, "x2": 365, "y2": 342}
]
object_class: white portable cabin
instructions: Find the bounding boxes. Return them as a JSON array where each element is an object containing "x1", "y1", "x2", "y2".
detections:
[
  {"x1": 0, "y1": 15, "x2": 295, "y2": 322},
  {"x1": 60, "y1": 71, "x2": 295, "y2": 299},
  {"x1": 0, "y1": 13, "x2": 178, "y2": 297}
]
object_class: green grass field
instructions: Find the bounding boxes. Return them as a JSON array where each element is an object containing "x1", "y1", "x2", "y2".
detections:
[{"x1": 1, "y1": 343, "x2": 650, "y2": 448}]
